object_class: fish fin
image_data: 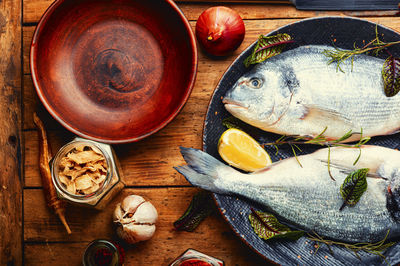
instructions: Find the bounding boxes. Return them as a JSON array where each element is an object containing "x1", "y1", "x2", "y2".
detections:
[
  {"x1": 175, "y1": 147, "x2": 235, "y2": 194},
  {"x1": 319, "y1": 160, "x2": 358, "y2": 175},
  {"x1": 174, "y1": 165, "x2": 225, "y2": 192},
  {"x1": 319, "y1": 160, "x2": 384, "y2": 179},
  {"x1": 300, "y1": 104, "x2": 354, "y2": 128}
]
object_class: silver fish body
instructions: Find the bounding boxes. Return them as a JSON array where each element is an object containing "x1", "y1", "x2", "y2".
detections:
[
  {"x1": 175, "y1": 145, "x2": 400, "y2": 242},
  {"x1": 224, "y1": 45, "x2": 400, "y2": 141}
]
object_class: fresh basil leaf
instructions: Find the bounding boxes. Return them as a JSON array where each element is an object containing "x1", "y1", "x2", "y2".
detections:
[
  {"x1": 382, "y1": 56, "x2": 400, "y2": 97},
  {"x1": 244, "y1": 34, "x2": 293, "y2": 68},
  {"x1": 249, "y1": 209, "x2": 304, "y2": 241},
  {"x1": 340, "y1": 168, "x2": 369, "y2": 211},
  {"x1": 173, "y1": 191, "x2": 214, "y2": 232}
]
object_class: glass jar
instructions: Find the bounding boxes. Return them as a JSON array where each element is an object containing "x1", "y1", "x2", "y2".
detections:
[
  {"x1": 51, "y1": 137, "x2": 124, "y2": 209},
  {"x1": 82, "y1": 239, "x2": 124, "y2": 266},
  {"x1": 169, "y1": 249, "x2": 224, "y2": 266}
]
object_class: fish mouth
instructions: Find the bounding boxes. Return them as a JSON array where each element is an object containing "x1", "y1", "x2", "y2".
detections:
[{"x1": 222, "y1": 98, "x2": 248, "y2": 109}]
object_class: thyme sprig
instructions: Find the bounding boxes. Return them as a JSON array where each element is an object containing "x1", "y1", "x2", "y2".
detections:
[
  {"x1": 308, "y1": 230, "x2": 395, "y2": 263},
  {"x1": 323, "y1": 26, "x2": 400, "y2": 72},
  {"x1": 262, "y1": 127, "x2": 371, "y2": 174}
]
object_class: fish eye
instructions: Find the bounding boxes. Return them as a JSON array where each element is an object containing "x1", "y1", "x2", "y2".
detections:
[{"x1": 248, "y1": 78, "x2": 263, "y2": 89}]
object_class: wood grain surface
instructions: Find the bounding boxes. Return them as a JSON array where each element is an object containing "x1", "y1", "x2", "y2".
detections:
[
  {"x1": 18, "y1": 0, "x2": 400, "y2": 265},
  {"x1": 24, "y1": 188, "x2": 267, "y2": 265},
  {"x1": 22, "y1": 0, "x2": 399, "y2": 23},
  {"x1": 0, "y1": 0, "x2": 22, "y2": 265}
]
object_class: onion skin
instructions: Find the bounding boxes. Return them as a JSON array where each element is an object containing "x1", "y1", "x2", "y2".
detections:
[{"x1": 196, "y1": 6, "x2": 245, "y2": 56}]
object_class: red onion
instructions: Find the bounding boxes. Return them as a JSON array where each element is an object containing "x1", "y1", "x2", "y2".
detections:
[{"x1": 195, "y1": 6, "x2": 245, "y2": 56}]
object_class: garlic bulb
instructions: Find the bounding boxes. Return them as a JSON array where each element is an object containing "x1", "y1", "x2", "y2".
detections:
[{"x1": 113, "y1": 195, "x2": 158, "y2": 244}]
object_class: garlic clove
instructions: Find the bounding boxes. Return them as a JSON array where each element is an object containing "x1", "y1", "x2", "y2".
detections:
[
  {"x1": 121, "y1": 195, "x2": 146, "y2": 214},
  {"x1": 113, "y1": 194, "x2": 158, "y2": 244},
  {"x1": 113, "y1": 203, "x2": 124, "y2": 222},
  {"x1": 132, "y1": 202, "x2": 158, "y2": 224},
  {"x1": 117, "y1": 223, "x2": 156, "y2": 244}
]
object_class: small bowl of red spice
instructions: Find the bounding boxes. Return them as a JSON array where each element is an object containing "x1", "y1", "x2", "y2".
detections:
[
  {"x1": 169, "y1": 249, "x2": 224, "y2": 266},
  {"x1": 82, "y1": 239, "x2": 125, "y2": 266}
]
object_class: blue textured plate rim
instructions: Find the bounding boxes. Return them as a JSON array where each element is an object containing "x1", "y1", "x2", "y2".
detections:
[{"x1": 202, "y1": 16, "x2": 400, "y2": 265}]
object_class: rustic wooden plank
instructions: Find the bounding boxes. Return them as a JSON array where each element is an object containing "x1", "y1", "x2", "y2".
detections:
[
  {"x1": 25, "y1": 239, "x2": 269, "y2": 266},
  {"x1": 0, "y1": 0, "x2": 22, "y2": 265},
  {"x1": 24, "y1": 187, "x2": 270, "y2": 265},
  {"x1": 23, "y1": 0, "x2": 398, "y2": 24},
  {"x1": 24, "y1": 242, "x2": 270, "y2": 266},
  {"x1": 20, "y1": 0, "x2": 319, "y2": 23},
  {"x1": 23, "y1": 26, "x2": 32, "y2": 75},
  {"x1": 24, "y1": 126, "x2": 200, "y2": 187}
]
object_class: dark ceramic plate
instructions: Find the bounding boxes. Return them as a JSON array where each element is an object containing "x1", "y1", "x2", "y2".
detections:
[
  {"x1": 203, "y1": 17, "x2": 400, "y2": 265},
  {"x1": 31, "y1": 0, "x2": 197, "y2": 144}
]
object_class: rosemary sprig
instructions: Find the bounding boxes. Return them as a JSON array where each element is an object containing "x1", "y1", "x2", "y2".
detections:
[
  {"x1": 262, "y1": 127, "x2": 370, "y2": 171},
  {"x1": 327, "y1": 146, "x2": 333, "y2": 180},
  {"x1": 308, "y1": 230, "x2": 395, "y2": 263},
  {"x1": 323, "y1": 26, "x2": 400, "y2": 72}
]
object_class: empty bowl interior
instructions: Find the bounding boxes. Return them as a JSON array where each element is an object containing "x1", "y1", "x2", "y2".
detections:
[{"x1": 31, "y1": 0, "x2": 197, "y2": 143}]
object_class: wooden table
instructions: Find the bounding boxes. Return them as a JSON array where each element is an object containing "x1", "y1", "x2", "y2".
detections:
[{"x1": 1, "y1": 1, "x2": 399, "y2": 265}]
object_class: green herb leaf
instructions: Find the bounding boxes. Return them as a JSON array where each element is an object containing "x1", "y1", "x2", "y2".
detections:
[
  {"x1": 339, "y1": 168, "x2": 369, "y2": 211},
  {"x1": 308, "y1": 230, "x2": 395, "y2": 261},
  {"x1": 222, "y1": 116, "x2": 244, "y2": 130},
  {"x1": 244, "y1": 34, "x2": 293, "y2": 67},
  {"x1": 173, "y1": 191, "x2": 214, "y2": 232},
  {"x1": 249, "y1": 209, "x2": 304, "y2": 240},
  {"x1": 322, "y1": 28, "x2": 400, "y2": 97},
  {"x1": 323, "y1": 29, "x2": 400, "y2": 74},
  {"x1": 335, "y1": 130, "x2": 353, "y2": 143},
  {"x1": 382, "y1": 56, "x2": 400, "y2": 97},
  {"x1": 261, "y1": 127, "x2": 368, "y2": 170}
]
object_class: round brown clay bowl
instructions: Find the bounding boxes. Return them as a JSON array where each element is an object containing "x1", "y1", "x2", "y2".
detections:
[{"x1": 31, "y1": 0, "x2": 197, "y2": 144}]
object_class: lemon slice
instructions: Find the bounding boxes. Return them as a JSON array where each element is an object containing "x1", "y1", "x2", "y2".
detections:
[{"x1": 218, "y1": 128, "x2": 272, "y2": 172}]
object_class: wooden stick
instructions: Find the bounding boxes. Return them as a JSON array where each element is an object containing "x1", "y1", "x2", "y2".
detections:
[{"x1": 33, "y1": 113, "x2": 71, "y2": 234}]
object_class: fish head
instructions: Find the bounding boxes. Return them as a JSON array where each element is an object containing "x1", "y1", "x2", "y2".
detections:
[
  {"x1": 387, "y1": 168, "x2": 400, "y2": 222},
  {"x1": 223, "y1": 65, "x2": 295, "y2": 129}
]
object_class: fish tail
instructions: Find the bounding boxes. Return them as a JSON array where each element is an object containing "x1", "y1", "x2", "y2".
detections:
[{"x1": 174, "y1": 147, "x2": 236, "y2": 194}]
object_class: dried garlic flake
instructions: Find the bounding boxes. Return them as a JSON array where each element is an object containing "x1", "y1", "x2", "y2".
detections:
[{"x1": 58, "y1": 145, "x2": 108, "y2": 195}]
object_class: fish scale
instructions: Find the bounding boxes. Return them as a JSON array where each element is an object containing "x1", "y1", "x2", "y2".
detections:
[
  {"x1": 175, "y1": 145, "x2": 400, "y2": 243},
  {"x1": 223, "y1": 45, "x2": 400, "y2": 141}
]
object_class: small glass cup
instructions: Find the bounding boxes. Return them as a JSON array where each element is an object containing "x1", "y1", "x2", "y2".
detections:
[
  {"x1": 169, "y1": 249, "x2": 224, "y2": 266},
  {"x1": 82, "y1": 239, "x2": 124, "y2": 266},
  {"x1": 51, "y1": 137, "x2": 124, "y2": 209}
]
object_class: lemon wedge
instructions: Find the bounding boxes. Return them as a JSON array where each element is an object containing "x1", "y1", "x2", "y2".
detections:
[{"x1": 218, "y1": 128, "x2": 272, "y2": 172}]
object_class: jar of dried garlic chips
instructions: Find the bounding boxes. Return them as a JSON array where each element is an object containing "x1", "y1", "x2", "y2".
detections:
[{"x1": 51, "y1": 137, "x2": 125, "y2": 209}]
